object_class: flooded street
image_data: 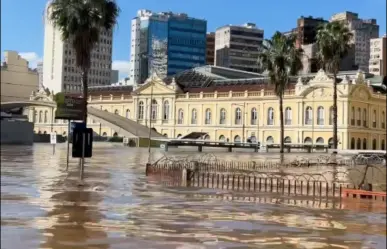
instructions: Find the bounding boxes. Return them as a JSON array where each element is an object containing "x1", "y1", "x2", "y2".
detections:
[{"x1": 1, "y1": 143, "x2": 386, "y2": 249}]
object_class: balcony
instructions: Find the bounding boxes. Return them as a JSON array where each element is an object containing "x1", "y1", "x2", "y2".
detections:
[
  {"x1": 357, "y1": 120, "x2": 361, "y2": 126},
  {"x1": 251, "y1": 119, "x2": 257, "y2": 125},
  {"x1": 205, "y1": 119, "x2": 211, "y2": 125},
  {"x1": 373, "y1": 122, "x2": 376, "y2": 128},
  {"x1": 235, "y1": 119, "x2": 242, "y2": 125},
  {"x1": 382, "y1": 123, "x2": 385, "y2": 129},
  {"x1": 351, "y1": 119, "x2": 355, "y2": 125},
  {"x1": 219, "y1": 119, "x2": 226, "y2": 125},
  {"x1": 305, "y1": 119, "x2": 312, "y2": 125},
  {"x1": 317, "y1": 119, "x2": 325, "y2": 125},
  {"x1": 267, "y1": 119, "x2": 274, "y2": 126},
  {"x1": 363, "y1": 121, "x2": 367, "y2": 127},
  {"x1": 191, "y1": 120, "x2": 197, "y2": 125},
  {"x1": 177, "y1": 119, "x2": 183, "y2": 124}
]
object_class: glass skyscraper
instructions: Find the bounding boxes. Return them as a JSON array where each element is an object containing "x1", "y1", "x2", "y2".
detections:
[{"x1": 130, "y1": 10, "x2": 207, "y2": 85}]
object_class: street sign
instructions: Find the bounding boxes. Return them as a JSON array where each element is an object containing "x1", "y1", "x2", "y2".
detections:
[
  {"x1": 72, "y1": 128, "x2": 93, "y2": 158},
  {"x1": 50, "y1": 133, "x2": 57, "y2": 144},
  {"x1": 55, "y1": 94, "x2": 84, "y2": 120}
]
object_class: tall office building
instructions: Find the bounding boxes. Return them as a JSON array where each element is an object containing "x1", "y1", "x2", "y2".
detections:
[
  {"x1": 130, "y1": 9, "x2": 207, "y2": 85},
  {"x1": 214, "y1": 23, "x2": 264, "y2": 72},
  {"x1": 331, "y1": 11, "x2": 379, "y2": 72},
  {"x1": 206, "y1": 32, "x2": 215, "y2": 65},
  {"x1": 295, "y1": 16, "x2": 328, "y2": 48},
  {"x1": 42, "y1": 1, "x2": 113, "y2": 94},
  {"x1": 37, "y1": 61, "x2": 44, "y2": 89},
  {"x1": 369, "y1": 35, "x2": 387, "y2": 76}
]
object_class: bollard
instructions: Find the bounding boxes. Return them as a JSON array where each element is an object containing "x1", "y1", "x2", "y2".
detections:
[{"x1": 145, "y1": 163, "x2": 151, "y2": 176}]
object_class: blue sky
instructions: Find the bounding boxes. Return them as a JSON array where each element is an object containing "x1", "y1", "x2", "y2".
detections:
[{"x1": 1, "y1": 0, "x2": 386, "y2": 79}]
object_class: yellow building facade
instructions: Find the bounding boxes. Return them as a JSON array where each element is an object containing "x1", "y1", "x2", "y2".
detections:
[
  {"x1": 29, "y1": 69, "x2": 386, "y2": 150},
  {"x1": 1, "y1": 51, "x2": 39, "y2": 102}
]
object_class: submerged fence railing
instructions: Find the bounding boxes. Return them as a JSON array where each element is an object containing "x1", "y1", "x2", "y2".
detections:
[{"x1": 146, "y1": 154, "x2": 387, "y2": 202}]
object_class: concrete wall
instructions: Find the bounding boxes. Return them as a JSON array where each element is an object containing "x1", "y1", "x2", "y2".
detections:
[{"x1": 0, "y1": 120, "x2": 34, "y2": 145}]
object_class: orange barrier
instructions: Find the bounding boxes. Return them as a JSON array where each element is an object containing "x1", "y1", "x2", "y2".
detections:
[{"x1": 342, "y1": 188, "x2": 386, "y2": 201}]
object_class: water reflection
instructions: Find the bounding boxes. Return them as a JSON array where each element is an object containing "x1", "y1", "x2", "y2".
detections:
[{"x1": 1, "y1": 144, "x2": 386, "y2": 249}]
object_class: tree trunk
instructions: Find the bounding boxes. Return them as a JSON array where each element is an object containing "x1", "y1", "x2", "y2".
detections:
[
  {"x1": 332, "y1": 72, "x2": 338, "y2": 152},
  {"x1": 279, "y1": 95, "x2": 285, "y2": 154},
  {"x1": 81, "y1": 70, "x2": 88, "y2": 124}
]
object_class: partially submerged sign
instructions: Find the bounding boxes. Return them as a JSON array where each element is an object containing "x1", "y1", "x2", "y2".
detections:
[{"x1": 54, "y1": 93, "x2": 84, "y2": 120}]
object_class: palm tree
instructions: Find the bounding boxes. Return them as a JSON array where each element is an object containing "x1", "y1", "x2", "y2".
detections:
[
  {"x1": 316, "y1": 21, "x2": 353, "y2": 151},
  {"x1": 257, "y1": 32, "x2": 303, "y2": 155},
  {"x1": 48, "y1": 0, "x2": 120, "y2": 123}
]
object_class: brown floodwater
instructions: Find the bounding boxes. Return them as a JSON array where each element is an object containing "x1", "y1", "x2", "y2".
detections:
[{"x1": 1, "y1": 143, "x2": 386, "y2": 249}]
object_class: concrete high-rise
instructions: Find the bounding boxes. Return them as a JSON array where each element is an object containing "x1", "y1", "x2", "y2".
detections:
[
  {"x1": 37, "y1": 61, "x2": 44, "y2": 89},
  {"x1": 331, "y1": 11, "x2": 379, "y2": 72},
  {"x1": 129, "y1": 9, "x2": 207, "y2": 85},
  {"x1": 1, "y1": 51, "x2": 39, "y2": 102},
  {"x1": 206, "y1": 32, "x2": 215, "y2": 65},
  {"x1": 295, "y1": 16, "x2": 328, "y2": 48},
  {"x1": 42, "y1": 1, "x2": 113, "y2": 94},
  {"x1": 214, "y1": 23, "x2": 263, "y2": 72},
  {"x1": 369, "y1": 35, "x2": 387, "y2": 76}
]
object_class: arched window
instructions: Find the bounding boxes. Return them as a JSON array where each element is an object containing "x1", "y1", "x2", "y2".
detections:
[
  {"x1": 266, "y1": 136, "x2": 274, "y2": 144},
  {"x1": 177, "y1": 109, "x2": 184, "y2": 124},
  {"x1": 251, "y1": 108, "x2": 257, "y2": 125},
  {"x1": 163, "y1": 100, "x2": 169, "y2": 120},
  {"x1": 304, "y1": 137, "x2": 312, "y2": 144},
  {"x1": 350, "y1": 138, "x2": 355, "y2": 149},
  {"x1": 138, "y1": 101, "x2": 144, "y2": 119},
  {"x1": 329, "y1": 106, "x2": 334, "y2": 125},
  {"x1": 235, "y1": 108, "x2": 242, "y2": 125},
  {"x1": 267, "y1": 107, "x2": 274, "y2": 125},
  {"x1": 363, "y1": 138, "x2": 367, "y2": 150},
  {"x1": 205, "y1": 108, "x2": 212, "y2": 124},
  {"x1": 177, "y1": 134, "x2": 182, "y2": 138},
  {"x1": 126, "y1": 109, "x2": 130, "y2": 119},
  {"x1": 113, "y1": 132, "x2": 118, "y2": 137},
  {"x1": 372, "y1": 139, "x2": 377, "y2": 150},
  {"x1": 363, "y1": 108, "x2": 367, "y2": 127},
  {"x1": 356, "y1": 138, "x2": 361, "y2": 149},
  {"x1": 34, "y1": 111, "x2": 38, "y2": 123},
  {"x1": 382, "y1": 140, "x2": 385, "y2": 150},
  {"x1": 219, "y1": 135, "x2": 226, "y2": 141},
  {"x1": 104, "y1": 109, "x2": 108, "y2": 112},
  {"x1": 102, "y1": 132, "x2": 107, "y2": 136},
  {"x1": 44, "y1": 110, "x2": 48, "y2": 123},
  {"x1": 204, "y1": 134, "x2": 210, "y2": 140},
  {"x1": 43, "y1": 131, "x2": 47, "y2": 134},
  {"x1": 284, "y1": 136, "x2": 292, "y2": 143},
  {"x1": 234, "y1": 135, "x2": 241, "y2": 143},
  {"x1": 191, "y1": 108, "x2": 197, "y2": 124},
  {"x1": 305, "y1": 106, "x2": 312, "y2": 125},
  {"x1": 357, "y1": 108, "x2": 361, "y2": 126},
  {"x1": 285, "y1": 107, "x2": 292, "y2": 125},
  {"x1": 317, "y1": 106, "x2": 324, "y2": 125},
  {"x1": 328, "y1": 137, "x2": 334, "y2": 148},
  {"x1": 316, "y1": 137, "x2": 324, "y2": 144},
  {"x1": 351, "y1": 106, "x2": 355, "y2": 125},
  {"x1": 151, "y1": 99, "x2": 158, "y2": 120},
  {"x1": 163, "y1": 133, "x2": 168, "y2": 138},
  {"x1": 114, "y1": 109, "x2": 119, "y2": 115},
  {"x1": 372, "y1": 109, "x2": 377, "y2": 128},
  {"x1": 39, "y1": 111, "x2": 43, "y2": 123},
  {"x1": 382, "y1": 111, "x2": 385, "y2": 129},
  {"x1": 250, "y1": 136, "x2": 257, "y2": 143},
  {"x1": 219, "y1": 108, "x2": 226, "y2": 124}
]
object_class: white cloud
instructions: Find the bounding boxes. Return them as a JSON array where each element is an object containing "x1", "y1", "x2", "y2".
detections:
[
  {"x1": 112, "y1": 60, "x2": 130, "y2": 76},
  {"x1": 19, "y1": 52, "x2": 42, "y2": 69}
]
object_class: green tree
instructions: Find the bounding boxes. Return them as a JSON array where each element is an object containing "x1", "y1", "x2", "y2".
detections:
[
  {"x1": 257, "y1": 32, "x2": 303, "y2": 155},
  {"x1": 316, "y1": 21, "x2": 353, "y2": 151},
  {"x1": 48, "y1": 0, "x2": 120, "y2": 123}
]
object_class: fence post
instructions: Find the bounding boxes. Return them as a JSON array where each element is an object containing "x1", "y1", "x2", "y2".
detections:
[{"x1": 253, "y1": 176, "x2": 256, "y2": 191}]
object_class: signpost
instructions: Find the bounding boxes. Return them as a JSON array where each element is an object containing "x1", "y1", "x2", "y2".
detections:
[
  {"x1": 72, "y1": 127, "x2": 93, "y2": 180},
  {"x1": 50, "y1": 132, "x2": 57, "y2": 154},
  {"x1": 54, "y1": 93, "x2": 90, "y2": 176}
]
